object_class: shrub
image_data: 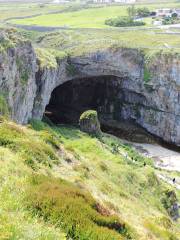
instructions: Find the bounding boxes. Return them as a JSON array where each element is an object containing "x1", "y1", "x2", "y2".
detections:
[
  {"x1": 20, "y1": 139, "x2": 58, "y2": 169},
  {"x1": 161, "y1": 190, "x2": 179, "y2": 220},
  {"x1": 0, "y1": 94, "x2": 9, "y2": 117},
  {"x1": 36, "y1": 48, "x2": 58, "y2": 69},
  {"x1": 144, "y1": 67, "x2": 152, "y2": 82},
  {"x1": 0, "y1": 33, "x2": 15, "y2": 52},
  {"x1": 16, "y1": 56, "x2": 29, "y2": 85},
  {"x1": 145, "y1": 220, "x2": 178, "y2": 240},
  {"x1": 29, "y1": 119, "x2": 47, "y2": 131},
  {"x1": 162, "y1": 16, "x2": 180, "y2": 25},
  {"x1": 0, "y1": 121, "x2": 59, "y2": 169},
  {"x1": 66, "y1": 63, "x2": 78, "y2": 76},
  {"x1": 105, "y1": 17, "x2": 145, "y2": 27},
  {"x1": 136, "y1": 7, "x2": 150, "y2": 18},
  {"x1": 27, "y1": 175, "x2": 134, "y2": 240},
  {"x1": 127, "y1": 5, "x2": 136, "y2": 19},
  {"x1": 30, "y1": 119, "x2": 60, "y2": 148}
]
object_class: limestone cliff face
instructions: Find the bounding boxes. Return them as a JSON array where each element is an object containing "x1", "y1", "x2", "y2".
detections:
[
  {"x1": 0, "y1": 32, "x2": 37, "y2": 123},
  {"x1": 137, "y1": 54, "x2": 180, "y2": 146},
  {"x1": 0, "y1": 36, "x2": 179, "y2": 146}
]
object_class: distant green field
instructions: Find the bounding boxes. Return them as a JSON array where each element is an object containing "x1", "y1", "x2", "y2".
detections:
[
  {"x1": 0, "y1": 3, "x2": 70, "y2": 21},
  {"x1": 10, "y1": 2, "x2": 180, "y2": 28},
  {"x1": 12, "y1": 5, "x2": 128, "y2": 28}
]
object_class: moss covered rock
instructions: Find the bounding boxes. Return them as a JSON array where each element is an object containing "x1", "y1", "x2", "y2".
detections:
[
  {"x1": 161, "y1": 190, "x2": 179, "y2": 220},
  {"x1": 79, "y1": 110, "x2": 101, "y2": 136}
]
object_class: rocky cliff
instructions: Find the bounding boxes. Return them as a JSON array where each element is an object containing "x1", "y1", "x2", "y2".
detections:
[
  {"x1": 0, "y1": 30, "x2": 179, "y2": 146},
  {"x1": 0, "y1": 30, "x2": 37, "y2": 123}
]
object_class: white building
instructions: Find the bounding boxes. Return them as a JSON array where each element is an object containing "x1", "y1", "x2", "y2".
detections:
[
  {"x1": 114, "y1": 0, "x2": 136, "y2": 3},
  {"x1": 93, "y1": 0, "x2": 136, "y2": 3},
  {"x1": 156, "y1": 9, "x2": 172, "y2": 18},
  {"x1": 52, "y1": 0, "x2": 69, "y2": 3},
  {"x1": 153, "y1": 20, "x2": 162, "y2": 26},
  {"x1": 174, "y1": 9, "x2": 180, "y2": 17},
  {"x1": 156, "y1": 8, "x2": 180, "y2": 18},
  {"x1": 93, "y1": 0, "x2": 112, "y2": 3}
]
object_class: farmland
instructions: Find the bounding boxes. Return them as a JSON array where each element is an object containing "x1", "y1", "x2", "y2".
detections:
[{"x1": 8, "y1": 2, "x2": 180, "y2": 28}]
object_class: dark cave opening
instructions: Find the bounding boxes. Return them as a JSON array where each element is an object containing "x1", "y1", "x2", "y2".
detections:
[
  {"x1": 45, "y1": 76, "x2": 121, "y2": 124},
  {"x1": 44, "y1": 75, "x2": 156, "y2": 143}
]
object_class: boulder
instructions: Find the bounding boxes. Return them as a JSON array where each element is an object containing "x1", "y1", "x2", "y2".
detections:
[{"x1": 79, "y1": 110, "x2": 101, "y2": 136}]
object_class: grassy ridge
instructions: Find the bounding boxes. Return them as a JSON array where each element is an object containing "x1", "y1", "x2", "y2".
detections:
[
  {"x1": 34, "y1": 28, "x2": 180, "y2": 57},
  {"x1": 0, "y1": 118, "x2": 179, "y2": 239}
]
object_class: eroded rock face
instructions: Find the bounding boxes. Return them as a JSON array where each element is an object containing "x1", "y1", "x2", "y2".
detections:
[
  {"x1": 0, "y1": 36, "x2": 179, "y2": 146},
  {"x1": 0, "y1": 33, "x2": 37, "y2": 123}
]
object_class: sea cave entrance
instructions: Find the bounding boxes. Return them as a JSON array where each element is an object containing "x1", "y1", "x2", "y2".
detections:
[
  {"x1": 44, "y1": 75, "x2": 155, "y2": 143},
  {"x1": 45, "y1": 75, "x2": 121, "y2": 124}
]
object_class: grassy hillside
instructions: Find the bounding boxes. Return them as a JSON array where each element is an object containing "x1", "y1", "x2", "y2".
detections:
[
  {"x1": 31, "y1": 28, "x2": 180, "y2": 58},
  {"x1": 0, "y1": 116, "x2": 179, "y2": 240}
]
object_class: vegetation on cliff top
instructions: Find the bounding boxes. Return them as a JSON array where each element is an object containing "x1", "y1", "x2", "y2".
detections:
[
  {"x1": 31, "y1": 28, "x2": 180, "y2": 57},
  {"x1": 36, "y1": 47, "x2": 67, "y2": 69}
]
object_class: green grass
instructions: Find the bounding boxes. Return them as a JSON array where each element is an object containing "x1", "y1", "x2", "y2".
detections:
[
  {"x1": 34, "y1": 28, "x2": 180, "y2": 57},
  {"x1": 0, "y1": 120, "x2": 66, "y2": 239},
  {"x1": 144, "y1": 67, "x2": 152, "y2": 82},
  {"x1": 27, "y1": 174, "x2": 134, "y2": 240},
  {"x1": 42, "y1": 123, "x2": 180, "y2": 239},
  {"x1": 0, "y1": 2, "x2": 69, "y2": 21},
  {"x1": 0, "y1": 118, "x2": 179, "y2": 239},
  {"x1": 10, "y1": 3, "x2": 180, "y2": 28},
  {"x1": 10, "y1": 5, "x2": 129, "y2": 28},
  {"x1": 0, "y1": 120, "x2": 59, "y2": 169}
]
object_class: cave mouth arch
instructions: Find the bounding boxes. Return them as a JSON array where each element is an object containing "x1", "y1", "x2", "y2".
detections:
[
  {"x1": 45, "y1": 75, "x2": 122, "y2": 124},
  {"x1": 44, "y1": 75, "x2": 156, "y2": 143}
]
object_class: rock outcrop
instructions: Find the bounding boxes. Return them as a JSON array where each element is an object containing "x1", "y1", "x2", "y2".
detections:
[
  {"x1": 0, "y1": 30, "x2": 37, "y2": 123},
  {"x1": 79, "y1": 110, "x2": 101, "y2": 136},
  {"x1": 0, "y1": 30, "x2": 179, "y2": 146}
]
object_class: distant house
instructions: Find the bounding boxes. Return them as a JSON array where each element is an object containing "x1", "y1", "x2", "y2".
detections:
[
  {"x1": 156, "y1": 9, "x2": 172, "y2": 18},
  {"x1": 153, "y1": 20, "x2": 162, "y2": 26},
  {"x1": 174, "y1": 9, "x2": 180, "y2": 17},
  {"x1": 93, "y1": 0, "x2": 136, "y2": 3},
  {"x1": 114, "y1": 0, "x2": 136, "y2": 3},
  {"x1": 52, "y1": 0, "x2": 69, "y2": 3},
  {"x1": 93, "y1": 0, "x2": 112, "y2": 3},
  {"x1": 156, "y1": 8, "x2": 180, "y2": 18}
]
